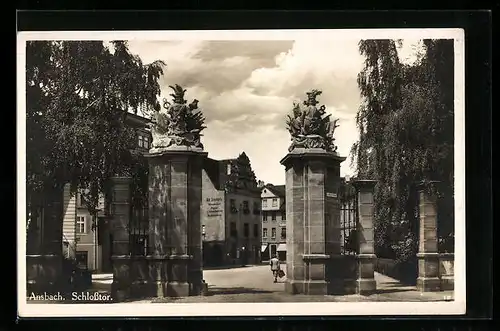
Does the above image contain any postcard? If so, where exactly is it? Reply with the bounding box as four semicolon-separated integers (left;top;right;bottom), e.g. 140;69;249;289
17;28;465;317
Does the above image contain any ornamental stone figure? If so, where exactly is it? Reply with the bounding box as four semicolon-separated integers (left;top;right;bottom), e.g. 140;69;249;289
149;84;206;152
285;89;339;153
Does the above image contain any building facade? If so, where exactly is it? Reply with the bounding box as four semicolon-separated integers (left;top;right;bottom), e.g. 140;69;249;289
61;112;151;272
260;184;287;262
202;152;262;266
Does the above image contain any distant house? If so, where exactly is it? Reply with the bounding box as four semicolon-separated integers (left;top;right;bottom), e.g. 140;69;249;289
260;184;286;262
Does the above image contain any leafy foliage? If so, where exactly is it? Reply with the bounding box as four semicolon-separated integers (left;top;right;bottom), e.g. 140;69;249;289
351;39;455;261
26;40;165;220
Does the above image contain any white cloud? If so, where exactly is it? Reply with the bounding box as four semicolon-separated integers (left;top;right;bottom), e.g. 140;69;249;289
127;38;423;185
232;39;364;181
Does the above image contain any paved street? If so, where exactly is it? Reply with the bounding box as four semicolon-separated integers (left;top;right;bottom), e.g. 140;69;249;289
90;264;454;303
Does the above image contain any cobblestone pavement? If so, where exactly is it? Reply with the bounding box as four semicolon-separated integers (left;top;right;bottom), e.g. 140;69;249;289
88;264;453;303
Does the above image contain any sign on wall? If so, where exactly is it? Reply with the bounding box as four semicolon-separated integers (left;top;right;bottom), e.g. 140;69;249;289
206;197;223;217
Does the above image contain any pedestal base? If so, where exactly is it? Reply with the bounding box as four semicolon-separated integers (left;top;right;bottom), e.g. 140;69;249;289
440;276;454;291
356;253;377;295
26;255;65;296
356;278;377;295
416;277;442;292
417;252;441;292
112;255;204;300
285;279;356;295
111;282;131;302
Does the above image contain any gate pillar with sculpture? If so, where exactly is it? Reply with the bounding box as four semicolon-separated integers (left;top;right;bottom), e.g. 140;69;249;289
281;89;356;295
110;84;208;300
145;148;207;297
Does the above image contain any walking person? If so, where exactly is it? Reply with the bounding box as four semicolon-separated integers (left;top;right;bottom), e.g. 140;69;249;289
270;254;281;283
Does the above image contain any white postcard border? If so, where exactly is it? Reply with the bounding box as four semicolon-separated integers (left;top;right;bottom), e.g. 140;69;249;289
17;28;466;317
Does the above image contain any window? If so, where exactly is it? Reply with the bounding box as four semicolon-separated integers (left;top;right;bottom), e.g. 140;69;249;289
262;212;267;222
230;199;237;214
281;211;286;221
271;227;276;238
138;134;150;149
253;224;258;238
263;228;268;238
281;227;286;240
262;199;267;208
243;201;250;214
272;198;278;207
227;163;232;175
230;222;237;237
76;216;86;234
253;201;260;215
244;223;249;237
271;212;276;221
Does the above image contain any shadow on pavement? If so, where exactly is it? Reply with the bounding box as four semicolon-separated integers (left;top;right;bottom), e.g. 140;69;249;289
203;265;253;271
372;288;414;295
207;286;273;295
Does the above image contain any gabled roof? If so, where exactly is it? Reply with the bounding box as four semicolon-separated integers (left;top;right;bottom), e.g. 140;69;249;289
263;184;285;198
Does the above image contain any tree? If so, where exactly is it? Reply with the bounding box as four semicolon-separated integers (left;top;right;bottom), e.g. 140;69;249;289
351;39;404;258
351;39;454;262
26;41;165;239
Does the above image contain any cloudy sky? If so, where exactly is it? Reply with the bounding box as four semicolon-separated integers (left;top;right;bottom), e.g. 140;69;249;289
127;39;420;185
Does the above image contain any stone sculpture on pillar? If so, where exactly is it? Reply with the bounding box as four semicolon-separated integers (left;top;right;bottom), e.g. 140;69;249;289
286;89;339;153
281;89;354;295
150;84;206;152
144;84;207;297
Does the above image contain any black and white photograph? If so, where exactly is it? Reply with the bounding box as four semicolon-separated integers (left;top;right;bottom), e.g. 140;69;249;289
17;29;465;317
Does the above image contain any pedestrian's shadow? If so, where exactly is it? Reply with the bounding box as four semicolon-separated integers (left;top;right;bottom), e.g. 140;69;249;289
207;287;273;296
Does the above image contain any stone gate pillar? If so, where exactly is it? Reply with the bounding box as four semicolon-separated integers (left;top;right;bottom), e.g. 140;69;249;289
281;148;351;295
109;176;132;301
352;179;377;295
416;181;441;292
26;185;64;295
146;148;207;297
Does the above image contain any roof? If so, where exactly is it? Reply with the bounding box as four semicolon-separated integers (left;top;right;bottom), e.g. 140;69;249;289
263;184;285;198
204;157;224;190
124;111;152;128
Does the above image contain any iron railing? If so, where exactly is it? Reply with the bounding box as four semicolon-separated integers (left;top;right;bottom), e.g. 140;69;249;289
339;181;359;255
129;206;149;256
